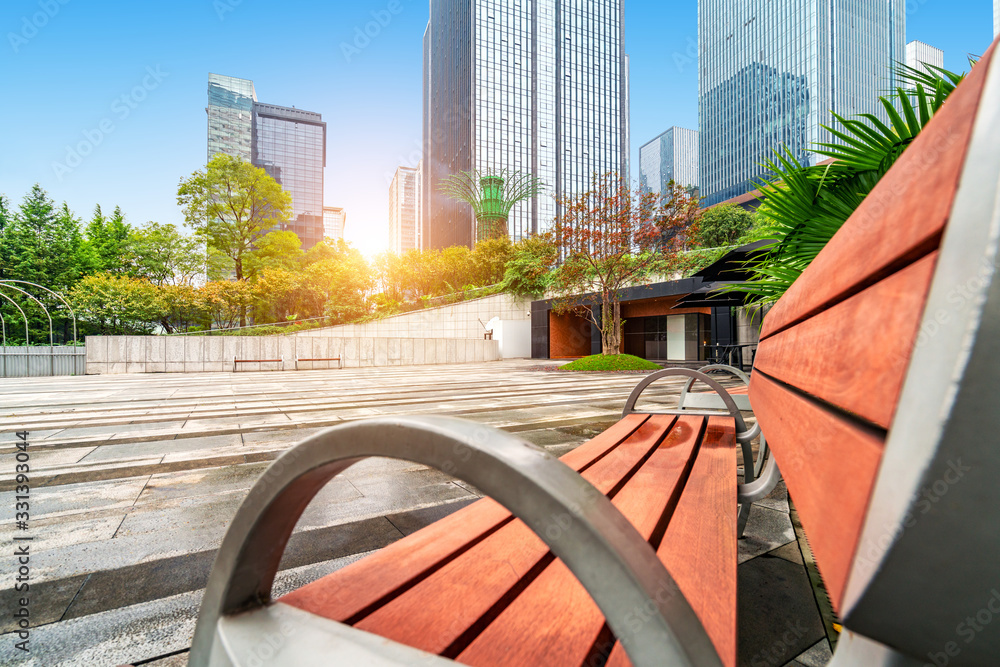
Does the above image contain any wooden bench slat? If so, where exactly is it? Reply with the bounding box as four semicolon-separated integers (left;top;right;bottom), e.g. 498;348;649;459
605;417;737;667
753;252;938;429
748;372;884;610
279;414;652;625
758;47;992;341
455;415;707;667
348;416;680;656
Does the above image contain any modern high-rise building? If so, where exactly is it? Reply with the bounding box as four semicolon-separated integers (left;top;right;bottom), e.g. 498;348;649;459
206;74;328;249
994;0;999;38
698;1;906;207
906;41;944;75
389;166;422;254
323;207;347;242
639;127;699;199
207;74;256;162
422;0;629;249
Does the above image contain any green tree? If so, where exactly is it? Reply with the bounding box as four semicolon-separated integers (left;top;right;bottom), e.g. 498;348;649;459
85;205;135;274
70;274;162;335
132;222;205;286
201;279;254;330
177;154;292;283
470;237;514;286
694;204;756;248
0;186;88;343
297;242;372;323
157;283;208;333
244;230;303;277
501;235;557;298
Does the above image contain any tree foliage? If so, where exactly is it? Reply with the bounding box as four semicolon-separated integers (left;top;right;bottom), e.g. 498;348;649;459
70;274;162;335
693;204;756;248
551;173;699;355
731;61;970;306
177;154;292;282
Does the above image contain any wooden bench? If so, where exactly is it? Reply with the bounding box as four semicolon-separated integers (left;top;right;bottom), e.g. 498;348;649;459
233;357;283;372
295;357;343;370
190;38;1000;667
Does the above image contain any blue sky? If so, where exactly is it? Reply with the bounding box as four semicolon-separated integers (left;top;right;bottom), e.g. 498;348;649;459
0;0;993;255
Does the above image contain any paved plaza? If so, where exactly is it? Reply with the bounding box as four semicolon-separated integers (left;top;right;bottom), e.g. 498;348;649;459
1;361;832;666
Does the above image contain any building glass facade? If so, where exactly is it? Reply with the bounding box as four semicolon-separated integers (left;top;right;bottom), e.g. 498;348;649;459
424;0;629;249
698;0;905;206
207;74;256;162
323;207;346;241
252;104;327;249
906;41;944;75
389;166;421;254
207;75;327;249
639;127;699;198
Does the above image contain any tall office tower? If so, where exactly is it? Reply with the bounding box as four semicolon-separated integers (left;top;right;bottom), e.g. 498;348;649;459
207;74;256;162
639;127;699;198
995;0;999;38
252;104;327;249
698;1;905;207
906;41;944;75
323;207;347;241
422;0;629;249
389;166;422;254
206;74;328;249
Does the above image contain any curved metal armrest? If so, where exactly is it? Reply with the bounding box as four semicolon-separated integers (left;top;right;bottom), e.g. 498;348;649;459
190;416;723;667
625;368;756;484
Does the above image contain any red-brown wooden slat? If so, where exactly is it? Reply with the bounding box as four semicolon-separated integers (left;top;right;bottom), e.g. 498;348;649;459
280;413;650;621
606;417;738;667
759;41;996;341
748;373;884;610
340;416;678;655
456;416;707;667
754;252;938;430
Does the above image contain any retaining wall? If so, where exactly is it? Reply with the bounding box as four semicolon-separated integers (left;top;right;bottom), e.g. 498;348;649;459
298;293;532;340
85;336;501;375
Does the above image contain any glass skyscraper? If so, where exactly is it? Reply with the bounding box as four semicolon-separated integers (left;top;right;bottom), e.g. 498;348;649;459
323;207;346;241
698;0;905;206
207;74;256;162
389;166;421;254
639;127;699;199
423;0;629;249
206;74;327;249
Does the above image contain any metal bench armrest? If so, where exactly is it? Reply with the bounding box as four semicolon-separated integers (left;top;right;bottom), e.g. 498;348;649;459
190;416;724;667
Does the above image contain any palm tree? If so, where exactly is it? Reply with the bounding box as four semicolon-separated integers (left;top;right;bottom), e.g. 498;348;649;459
731;62;970;306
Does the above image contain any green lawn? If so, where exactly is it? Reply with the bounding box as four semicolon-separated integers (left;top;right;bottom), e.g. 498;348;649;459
558;354;661;372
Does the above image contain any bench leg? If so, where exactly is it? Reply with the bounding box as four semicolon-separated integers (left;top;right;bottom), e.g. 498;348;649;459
190;416;724;667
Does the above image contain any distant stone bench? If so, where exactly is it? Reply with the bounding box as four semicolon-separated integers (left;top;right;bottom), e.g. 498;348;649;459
295;357;343;370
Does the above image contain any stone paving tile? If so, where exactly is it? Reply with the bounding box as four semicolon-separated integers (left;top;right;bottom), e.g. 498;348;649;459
0;476;148;519
738;554;827;667
739;504;796;565
789;639;834;666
